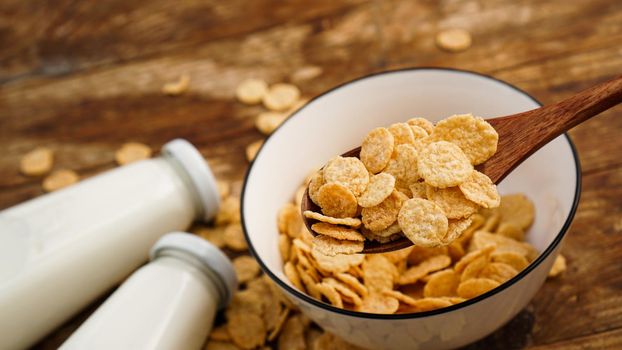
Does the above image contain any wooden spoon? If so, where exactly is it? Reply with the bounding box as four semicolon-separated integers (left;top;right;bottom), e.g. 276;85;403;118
302;75;622;254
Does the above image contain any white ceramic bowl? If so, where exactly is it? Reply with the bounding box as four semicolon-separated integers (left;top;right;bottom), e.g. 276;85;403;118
242;68;580;350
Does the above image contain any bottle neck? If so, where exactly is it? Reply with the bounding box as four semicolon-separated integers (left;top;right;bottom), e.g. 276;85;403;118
159;139;220;222
161;155;204;222
153;249;229;310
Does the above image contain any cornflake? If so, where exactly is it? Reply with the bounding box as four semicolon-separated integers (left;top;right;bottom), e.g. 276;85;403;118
278;315;306;350
20;147;54;176
399;254;452;285
479;262;518;283
430;114;498;165
323;156;369;196
423;269;460;297
233;255;260;283
499;194;535;230
311;249;364;274
216;180;230;199
362;190;408;232
418;141;473;188
444;217;472;244
492;251;529;271
364;222;401;239
246;140;263;162
316;282;344;308
457;278;500;298
388;123;416;150
383;144;420;189
548;254;567;278
194;226;226;248
216;196;241;226
208;325;230;341
162;74;190;96
435;29;472;52
406;117;434;134
42;169;79;192
255;111;288;135
426;186;479;219
363;254;397;293
360;127;394;173
323;277;363;306
459;170;501;208
227;312;265;349
115;142;152;165
223;223;248;251
356;294;399;313
311;223;365;241
263;83;301;111
236;78;268;105
410;297;453;312
308;170;326;205
303;211;361;228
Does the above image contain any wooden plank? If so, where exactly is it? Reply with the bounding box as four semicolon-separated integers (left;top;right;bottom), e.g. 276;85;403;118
377;0;622;74
0;0;367;82
527;165;622;345
528;328;622;350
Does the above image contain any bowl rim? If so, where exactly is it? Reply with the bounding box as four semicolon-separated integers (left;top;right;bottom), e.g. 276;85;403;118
240;67;582;320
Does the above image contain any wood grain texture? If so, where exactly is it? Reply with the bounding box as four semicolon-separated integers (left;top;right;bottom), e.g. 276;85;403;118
1;0;621;349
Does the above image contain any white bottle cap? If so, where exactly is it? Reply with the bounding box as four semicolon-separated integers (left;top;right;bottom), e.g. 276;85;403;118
150;232;237;309
161;139;220;222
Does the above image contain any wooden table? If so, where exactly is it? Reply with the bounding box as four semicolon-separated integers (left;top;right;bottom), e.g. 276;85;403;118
1;0;621;348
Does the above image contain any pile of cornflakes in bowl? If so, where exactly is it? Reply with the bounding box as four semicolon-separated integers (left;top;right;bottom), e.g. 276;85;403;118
278;114;546;313
281;175;539;313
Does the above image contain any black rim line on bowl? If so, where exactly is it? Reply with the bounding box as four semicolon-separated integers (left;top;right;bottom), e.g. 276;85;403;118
240;67;582;320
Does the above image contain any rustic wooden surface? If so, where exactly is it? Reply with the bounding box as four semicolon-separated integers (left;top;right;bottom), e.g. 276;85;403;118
1;0;621;349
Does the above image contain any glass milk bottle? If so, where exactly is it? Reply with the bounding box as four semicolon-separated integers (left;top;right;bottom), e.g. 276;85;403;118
61;233;237;350
0;139;221;350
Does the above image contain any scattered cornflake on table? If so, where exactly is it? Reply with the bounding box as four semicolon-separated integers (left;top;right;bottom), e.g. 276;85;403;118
193;226;226;248
548;254;567;278
290;65;323;83
224;223;248;251
216;196;241;226
20;147;54;176
115;142;152;165
263;83;301;111
233;255;261;283
216;180;231;199
42;169;79;192
435;28;472;52
246;140;264;162
162;74;190;96
277;314;306;350
255;111;289;135
236;78;269;105
208;325;230;341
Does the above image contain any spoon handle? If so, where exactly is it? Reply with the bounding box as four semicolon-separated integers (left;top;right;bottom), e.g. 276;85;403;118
482;75;622;183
